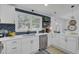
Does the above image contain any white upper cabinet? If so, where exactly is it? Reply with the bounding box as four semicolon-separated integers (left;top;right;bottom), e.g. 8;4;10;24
0;5;16;24
15;12;31;32
21;35;39;54
30;15;42;31
15;11;42;32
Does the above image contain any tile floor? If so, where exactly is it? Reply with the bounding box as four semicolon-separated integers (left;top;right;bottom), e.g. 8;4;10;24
35;45;66;54
46;45;66;54
35;50;49;54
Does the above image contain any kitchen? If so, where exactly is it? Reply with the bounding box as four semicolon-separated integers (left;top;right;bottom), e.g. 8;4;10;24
0;4;79;54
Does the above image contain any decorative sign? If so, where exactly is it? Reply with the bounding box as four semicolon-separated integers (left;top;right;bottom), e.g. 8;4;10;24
68;20;77;31
69;20;76;25
68;25;77;31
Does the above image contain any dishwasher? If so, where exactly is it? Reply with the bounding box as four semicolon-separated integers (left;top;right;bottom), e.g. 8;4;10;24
39;34;48;50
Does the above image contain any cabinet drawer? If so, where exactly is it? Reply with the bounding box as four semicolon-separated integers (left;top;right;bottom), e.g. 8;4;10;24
6;46;17;54
5;39;22;54
6;40;18;47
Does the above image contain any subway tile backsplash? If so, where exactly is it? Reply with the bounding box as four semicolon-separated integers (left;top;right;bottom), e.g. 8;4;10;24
0;23;36;35
0;23;15;32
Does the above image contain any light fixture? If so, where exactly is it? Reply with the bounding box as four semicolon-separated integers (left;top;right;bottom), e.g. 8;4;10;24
44;4;48;6
71;5;75;19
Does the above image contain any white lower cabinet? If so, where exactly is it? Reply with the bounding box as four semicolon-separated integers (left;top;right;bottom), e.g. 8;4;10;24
2;36;39;54
48;33;59;47
21;36;39;54
1;35;39;54
52;34;61;47
21;37;32;54
59;37;66;49
31;36;39;53
58;36;77;53
5;39;22;54
49;34;79;53
66;37;77;53
48;34;53;46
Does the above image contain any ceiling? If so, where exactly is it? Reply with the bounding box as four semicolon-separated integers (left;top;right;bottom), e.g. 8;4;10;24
13;4;79;19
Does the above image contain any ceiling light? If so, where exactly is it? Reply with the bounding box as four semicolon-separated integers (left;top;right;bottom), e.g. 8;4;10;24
44;4;48;6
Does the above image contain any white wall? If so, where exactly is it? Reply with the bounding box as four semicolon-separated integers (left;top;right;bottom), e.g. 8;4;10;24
58;10;79;35
51;17;66;35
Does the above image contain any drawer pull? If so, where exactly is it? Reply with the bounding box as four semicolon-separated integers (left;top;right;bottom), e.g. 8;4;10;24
12;41;17;43
12;47;16;49
65;39;68;42
31;40;33;44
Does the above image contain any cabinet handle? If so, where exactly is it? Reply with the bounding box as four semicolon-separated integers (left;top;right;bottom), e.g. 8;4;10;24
12;41;17;43
2;44;4;49
31;40;33;44
12;47;16;49
0;41;1;44
65;39;68;42
0;18;1;22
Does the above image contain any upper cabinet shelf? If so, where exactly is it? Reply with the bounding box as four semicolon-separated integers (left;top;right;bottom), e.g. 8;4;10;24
42;16;51;28
0;5;16;24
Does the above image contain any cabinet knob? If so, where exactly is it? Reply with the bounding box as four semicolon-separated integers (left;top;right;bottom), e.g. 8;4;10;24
0;18;1;22
65;39;68;42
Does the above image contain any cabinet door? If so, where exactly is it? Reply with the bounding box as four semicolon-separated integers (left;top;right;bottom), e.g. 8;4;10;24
31;15;42;31
0;5;1;23
5;40;18;54
52;34;60;46
31;36;39;52
48;33;53;46
15;12;31;32
21;38;32;54
16;39;22;54
0;5;16;24
66;37;77;52
0;41;7;54
59;37;67;49
5;39;22;54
